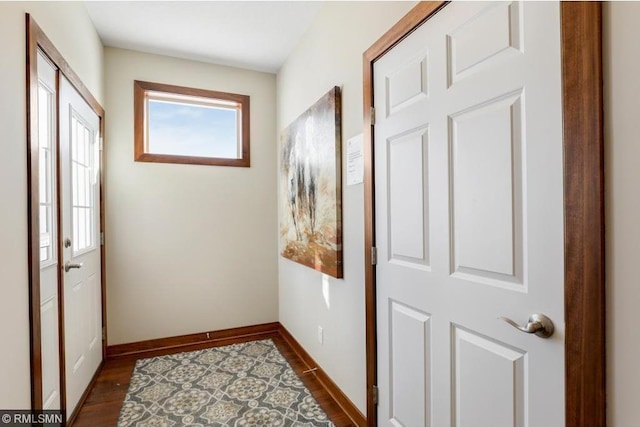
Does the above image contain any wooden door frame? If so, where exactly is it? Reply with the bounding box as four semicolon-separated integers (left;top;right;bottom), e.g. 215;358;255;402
362;2;605;426
26;14;107;416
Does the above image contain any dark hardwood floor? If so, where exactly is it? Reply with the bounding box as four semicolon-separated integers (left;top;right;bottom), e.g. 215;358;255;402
72;332;355;427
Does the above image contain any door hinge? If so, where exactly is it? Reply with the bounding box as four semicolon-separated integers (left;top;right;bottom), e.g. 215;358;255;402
371;247;378;265
100;232;104;246
372;385;379;405
370;106;376;125
99;136;104;151
102;327;106;340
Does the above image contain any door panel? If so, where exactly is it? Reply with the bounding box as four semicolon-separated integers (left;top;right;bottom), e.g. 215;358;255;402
449;91;524;286
40;296;59;409
388;128;429;267
60;75;102;417
387;56;428;115
447;2;522;85
374;2;564;426
452;326;525;427
389;301;431;427
37;51;61;411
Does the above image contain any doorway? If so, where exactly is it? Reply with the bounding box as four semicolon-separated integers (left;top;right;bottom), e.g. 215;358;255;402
363;2;605;426
26;15;106;423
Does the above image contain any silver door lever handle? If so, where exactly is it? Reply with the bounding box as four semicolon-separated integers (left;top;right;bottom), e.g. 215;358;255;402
64;262;83;273
499;313;554;338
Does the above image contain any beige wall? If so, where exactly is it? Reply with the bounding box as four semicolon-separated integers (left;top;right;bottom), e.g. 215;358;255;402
604;3;640;425
0;1;104;408
104;48;278;345
277;1;416;413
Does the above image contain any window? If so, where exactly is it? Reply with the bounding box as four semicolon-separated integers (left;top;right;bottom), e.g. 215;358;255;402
134;80;250;167
71;112;98;254
38;80;56;264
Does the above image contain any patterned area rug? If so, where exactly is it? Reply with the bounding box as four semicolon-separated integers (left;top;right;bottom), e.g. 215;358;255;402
117;339;334;427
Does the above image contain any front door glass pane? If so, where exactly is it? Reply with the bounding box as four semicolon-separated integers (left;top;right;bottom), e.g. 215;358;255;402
38;84;55;264
71;114;96;254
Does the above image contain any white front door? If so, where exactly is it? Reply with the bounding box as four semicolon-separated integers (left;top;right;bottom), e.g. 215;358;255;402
374;2;564;426
59;75;103;417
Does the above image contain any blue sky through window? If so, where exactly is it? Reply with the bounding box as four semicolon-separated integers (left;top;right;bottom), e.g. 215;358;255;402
148;99;239;158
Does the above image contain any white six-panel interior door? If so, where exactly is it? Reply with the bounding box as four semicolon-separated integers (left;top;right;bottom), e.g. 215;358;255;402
374;2;565;426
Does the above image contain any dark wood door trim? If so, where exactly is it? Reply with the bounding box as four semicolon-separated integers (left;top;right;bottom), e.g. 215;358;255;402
561;3;606;426
26;13;43;411
26;14;106;411
362;2;605;426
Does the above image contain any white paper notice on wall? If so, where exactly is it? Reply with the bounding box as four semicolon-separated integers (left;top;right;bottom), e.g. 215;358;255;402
346;133;364;186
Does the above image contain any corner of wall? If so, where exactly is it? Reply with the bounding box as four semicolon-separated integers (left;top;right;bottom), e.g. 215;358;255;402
103;48;279;345
275;1;417;414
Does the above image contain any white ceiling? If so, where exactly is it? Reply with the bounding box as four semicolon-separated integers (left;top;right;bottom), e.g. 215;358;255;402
85;1;324;73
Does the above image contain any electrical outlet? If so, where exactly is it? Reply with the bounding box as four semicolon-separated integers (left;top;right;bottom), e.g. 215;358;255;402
317;326;324;345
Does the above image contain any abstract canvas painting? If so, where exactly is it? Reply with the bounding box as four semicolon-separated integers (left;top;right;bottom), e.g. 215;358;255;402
280;87;343;278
